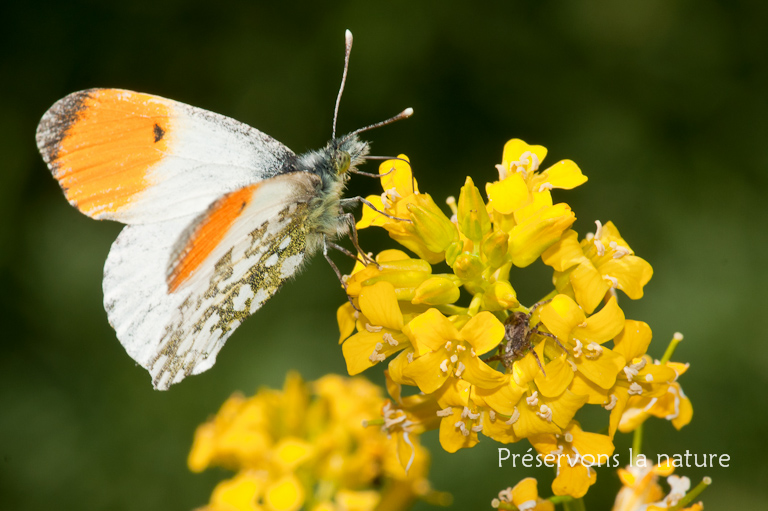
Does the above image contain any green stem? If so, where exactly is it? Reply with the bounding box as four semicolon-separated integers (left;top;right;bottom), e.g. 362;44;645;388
668;477;711;511
632;422;643;462
660;333;682;364
562;497;586;511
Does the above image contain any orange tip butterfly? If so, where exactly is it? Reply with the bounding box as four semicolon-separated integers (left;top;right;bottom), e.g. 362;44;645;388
35;30;412;390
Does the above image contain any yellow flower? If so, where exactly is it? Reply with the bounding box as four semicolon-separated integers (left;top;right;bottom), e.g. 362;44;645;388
190;372;443;511
485;139;584;267
380;371;442;472
612;461;708;511
542;222;653;313
538;294;627;390
357;156;457;263
491;477;554;511
487;139;587;215
341;281;410;375
529;421;615;498
568;324;687;437
391;308;506;393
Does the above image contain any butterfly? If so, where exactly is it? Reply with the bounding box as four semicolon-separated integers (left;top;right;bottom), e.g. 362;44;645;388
35;31;411;390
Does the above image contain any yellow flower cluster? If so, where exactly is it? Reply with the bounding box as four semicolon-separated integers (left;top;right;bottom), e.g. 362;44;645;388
338;139;693;499
188;372;448;511
492;462;708;511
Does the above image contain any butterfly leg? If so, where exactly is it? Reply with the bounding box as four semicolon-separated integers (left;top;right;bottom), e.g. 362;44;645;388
322;235;359;310
341;212;379;267
340;196;411;223
327;240;371;266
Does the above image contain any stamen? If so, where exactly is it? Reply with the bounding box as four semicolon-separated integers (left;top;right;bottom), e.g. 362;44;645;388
594;220;603;239
537;404;553;423
471;423;483;432
495;163;508;181
628;382;643;395
530;152;540;171
586;342;603;359
603;274;619;288
505;407;520;425
604;394;619;410
537;182;553;193
455;361;466;377
573;339;583;358
445;196;457;215
645;373;654;382
439;359;450;373
526;391;539;407
436;407;453;417
380;191;392;209
444;341;452;351
365;323;383;332
382;332;398;346
594;238;606;257
498;487;513;502
564;432;574;443
489;410;496;422
455;344;466;352
406;351;414;363
450;354;458;364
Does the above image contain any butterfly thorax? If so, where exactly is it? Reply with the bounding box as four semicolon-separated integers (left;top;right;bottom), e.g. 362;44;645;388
296;134;369;251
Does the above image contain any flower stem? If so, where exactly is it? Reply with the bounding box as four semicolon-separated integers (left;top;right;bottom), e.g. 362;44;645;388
632;422;643;462
668;477;711;511
660;333;682;364
562;497;586;511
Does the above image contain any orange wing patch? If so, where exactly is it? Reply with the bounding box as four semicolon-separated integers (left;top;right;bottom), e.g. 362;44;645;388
37;89;171;218
167;184;260;293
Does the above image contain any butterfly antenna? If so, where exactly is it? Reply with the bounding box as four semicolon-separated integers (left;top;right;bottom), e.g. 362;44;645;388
340;107;414;145
333;30;354;140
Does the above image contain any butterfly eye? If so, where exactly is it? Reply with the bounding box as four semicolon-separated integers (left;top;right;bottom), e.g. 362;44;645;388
336;151;351;175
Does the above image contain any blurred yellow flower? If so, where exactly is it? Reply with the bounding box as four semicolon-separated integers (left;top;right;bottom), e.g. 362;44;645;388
529;421;615;498
491;477;554;511
190;372;446;511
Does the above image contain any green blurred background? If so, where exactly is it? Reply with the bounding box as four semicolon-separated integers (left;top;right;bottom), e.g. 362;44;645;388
2;0;767;509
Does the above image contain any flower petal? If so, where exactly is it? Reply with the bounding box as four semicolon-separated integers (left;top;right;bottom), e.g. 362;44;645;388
573;346;626;390
459;355;506;388
542;229;585;272
486;173;529;214
572;296;625;344
402;350;451;394
459;311;505;355
406;308;460;355
613;320;653;361
569;261;611;314
539;294;586;342
534;356;574;397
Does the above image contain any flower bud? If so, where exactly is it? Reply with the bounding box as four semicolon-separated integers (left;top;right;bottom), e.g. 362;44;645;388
452;253;484;281
412;276;461;305
458;176;491;242
445;240;464;266
482;229;509;268
481;281;519;311
407;194;459;253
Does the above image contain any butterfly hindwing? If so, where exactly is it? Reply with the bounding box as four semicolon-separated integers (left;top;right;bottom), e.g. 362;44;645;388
103;172;321;389
36;88;297;224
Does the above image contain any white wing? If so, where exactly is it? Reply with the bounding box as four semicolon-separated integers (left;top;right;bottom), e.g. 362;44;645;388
103;172;321;389
36;88;297;224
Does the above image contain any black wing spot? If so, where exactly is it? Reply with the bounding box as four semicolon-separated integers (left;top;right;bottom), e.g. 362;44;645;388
153;123;165;143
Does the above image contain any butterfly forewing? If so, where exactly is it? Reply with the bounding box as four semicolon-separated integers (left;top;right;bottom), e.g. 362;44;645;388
103;173;320;389
36;88;297;224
